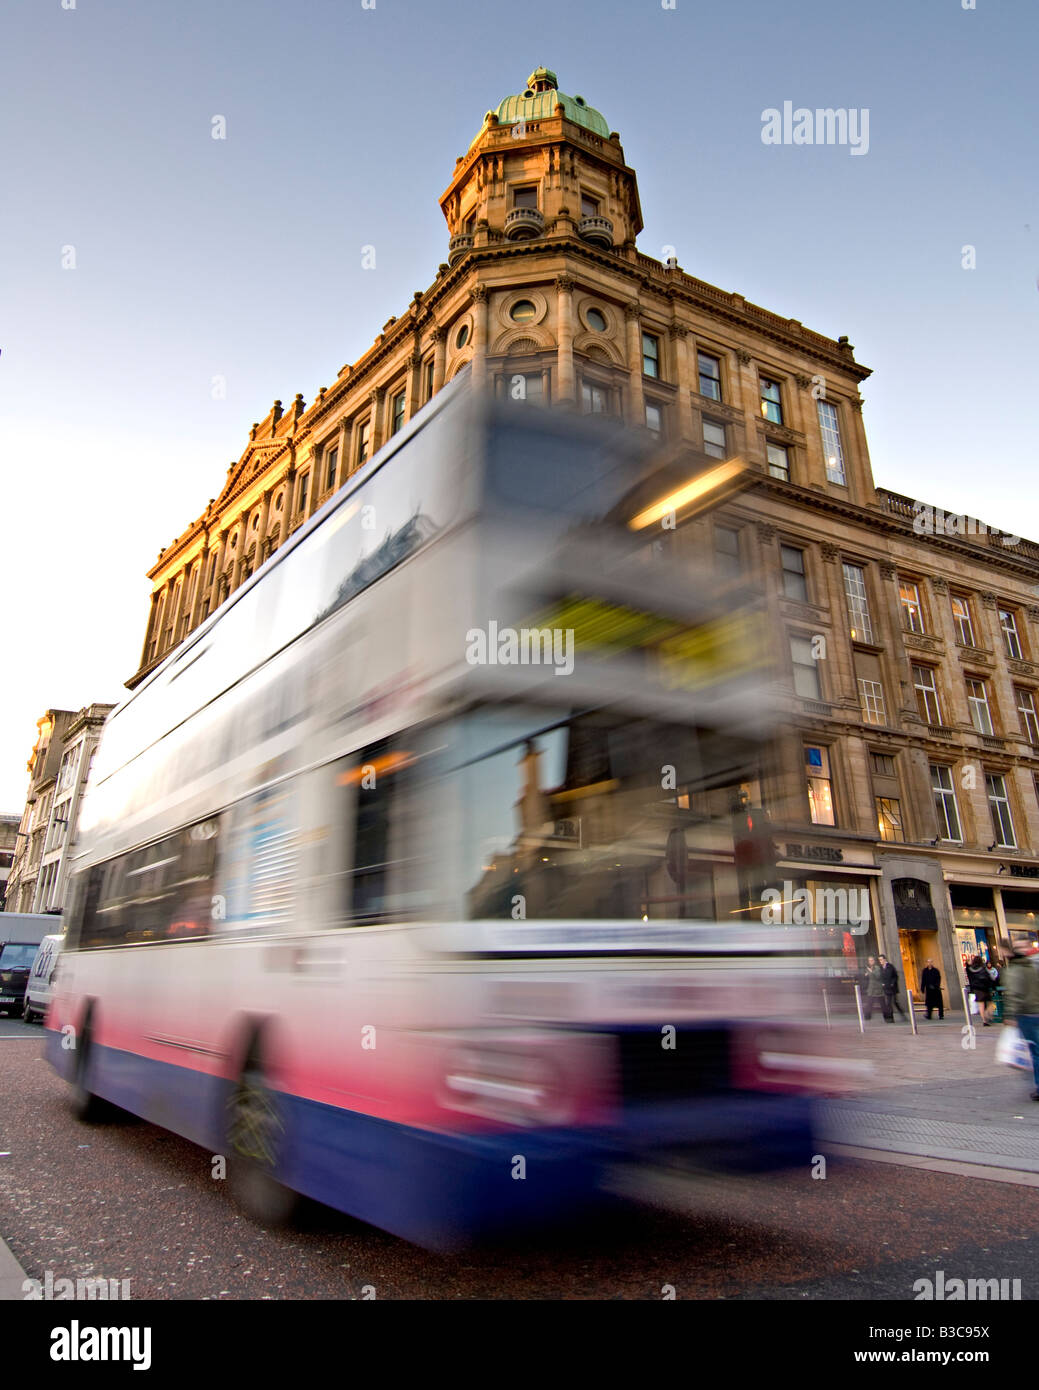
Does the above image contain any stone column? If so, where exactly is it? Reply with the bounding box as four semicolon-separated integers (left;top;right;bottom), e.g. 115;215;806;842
670;324;694;441
209;528;230;613
624;302;645;426
431;327;447;394
336;421;350;487
471;286;489;390
256;490;273;562
818;542;859;711
369;388;386;457
407;352;423;421
555;276;576;406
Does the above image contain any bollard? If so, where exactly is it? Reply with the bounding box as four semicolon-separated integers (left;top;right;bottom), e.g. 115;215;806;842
853;983;865;1034
961;986;976;1049
906;988;918;1036
822;987;831;1030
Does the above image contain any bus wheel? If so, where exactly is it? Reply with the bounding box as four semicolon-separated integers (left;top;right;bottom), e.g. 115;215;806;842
225;1063;299;1227
22;1001;34;1024
71;1022;110;1122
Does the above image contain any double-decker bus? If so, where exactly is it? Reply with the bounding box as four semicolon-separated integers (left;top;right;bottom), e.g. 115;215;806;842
48;380;839;1249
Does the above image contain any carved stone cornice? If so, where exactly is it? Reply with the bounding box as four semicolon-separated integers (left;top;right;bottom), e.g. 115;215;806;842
879;562;897;581
369;387;385;405
980;592;998;611
668;324;688;341
757;421;806;448
756;522;776;544
1028;606;1039;624
472;285;489;303
431;325;447;343
555;275;576;294
930;577;948;594
794;374;811;390
820;543;839;564
851;398;864;412
624;301;641;320
736;350;752;366
1007;658;1038;678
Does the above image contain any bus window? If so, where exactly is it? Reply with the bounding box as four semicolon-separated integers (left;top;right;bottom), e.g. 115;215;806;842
336;740;430;925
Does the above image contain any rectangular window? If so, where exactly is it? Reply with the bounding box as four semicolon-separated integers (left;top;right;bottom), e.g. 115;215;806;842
790;634;821;700
424;359;435;402
715;525;741;580
966;678;994;736
999;608;1022;659
512;185;538;208
297;472;309;515
697;352;722;400
912;664;942;725
1016;687;1039;746
581;381;607;414
842;562;875;643
817;400;846;484
900;579;925;633
357;419;370;466
766;442;789;480
986;773;1016;847
642;333;660;378
391;390;406;436
645;402;663;436
805;744;835;825
760;377;783;425
780;545;807;601
859;678;887;726
517;373;545;405
870;752;896;778
325;446;339;494
931;764;962;841
876;797;904;842
580;192;599;217
951;594;975;646
702;418;727;459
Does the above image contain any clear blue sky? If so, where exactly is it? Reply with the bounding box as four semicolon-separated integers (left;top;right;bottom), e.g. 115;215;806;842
1;0;1036;810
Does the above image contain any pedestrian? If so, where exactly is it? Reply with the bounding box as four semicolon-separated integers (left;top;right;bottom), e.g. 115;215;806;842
920;959;944;1020
878;954;906;1018
966;954;994;1026
862;954;891;1022
1002;945;1039;1102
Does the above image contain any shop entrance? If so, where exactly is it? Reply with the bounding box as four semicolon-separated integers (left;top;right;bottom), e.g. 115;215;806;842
898;928;941;1008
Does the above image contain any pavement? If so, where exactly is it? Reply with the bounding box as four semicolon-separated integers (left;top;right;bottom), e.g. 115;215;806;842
815;1009;1039;1180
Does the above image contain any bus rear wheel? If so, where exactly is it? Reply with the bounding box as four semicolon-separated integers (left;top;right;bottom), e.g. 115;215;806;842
226;1064;300;1227
70;1022;111;1122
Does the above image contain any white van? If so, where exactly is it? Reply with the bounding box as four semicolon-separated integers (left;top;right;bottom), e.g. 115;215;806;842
23;934;63;1023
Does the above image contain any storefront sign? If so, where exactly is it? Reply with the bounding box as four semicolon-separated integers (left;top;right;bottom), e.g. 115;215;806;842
784;843;844;863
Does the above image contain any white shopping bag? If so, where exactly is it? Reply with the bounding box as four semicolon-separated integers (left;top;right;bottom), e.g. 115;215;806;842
968;993;980;1015
995;1024;1033;1071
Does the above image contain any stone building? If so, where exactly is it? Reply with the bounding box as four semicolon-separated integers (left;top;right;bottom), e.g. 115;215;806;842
3;704;115;915
127;66;1039;1004
0;814;20;911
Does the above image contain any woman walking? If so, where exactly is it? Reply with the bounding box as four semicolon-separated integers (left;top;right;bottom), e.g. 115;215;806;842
966;954;994;1026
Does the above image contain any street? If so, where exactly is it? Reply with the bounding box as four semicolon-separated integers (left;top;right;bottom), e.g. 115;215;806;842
3;1016;1037;1300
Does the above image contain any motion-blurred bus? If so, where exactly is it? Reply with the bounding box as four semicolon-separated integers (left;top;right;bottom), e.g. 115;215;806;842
48;380;838;1248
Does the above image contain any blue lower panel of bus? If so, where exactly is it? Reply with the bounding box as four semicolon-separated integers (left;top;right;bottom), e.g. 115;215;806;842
47;1029;814;1249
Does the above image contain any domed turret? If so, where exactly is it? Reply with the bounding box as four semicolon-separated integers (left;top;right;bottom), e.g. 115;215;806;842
441;67;642;258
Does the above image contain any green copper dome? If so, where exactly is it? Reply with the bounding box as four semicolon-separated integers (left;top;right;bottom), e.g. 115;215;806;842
470;68;610;149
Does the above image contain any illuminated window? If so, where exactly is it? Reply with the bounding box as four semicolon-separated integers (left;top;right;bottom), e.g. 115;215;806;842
510;300;536;323
951;594;975;646
805;745;835;826
876;797;904;842
900;579;925;633
817;400;846;484
843;563;874;643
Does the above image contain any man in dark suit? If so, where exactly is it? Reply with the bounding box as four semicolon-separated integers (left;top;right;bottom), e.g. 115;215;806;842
920;959;944;1019
879;955;906;1018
